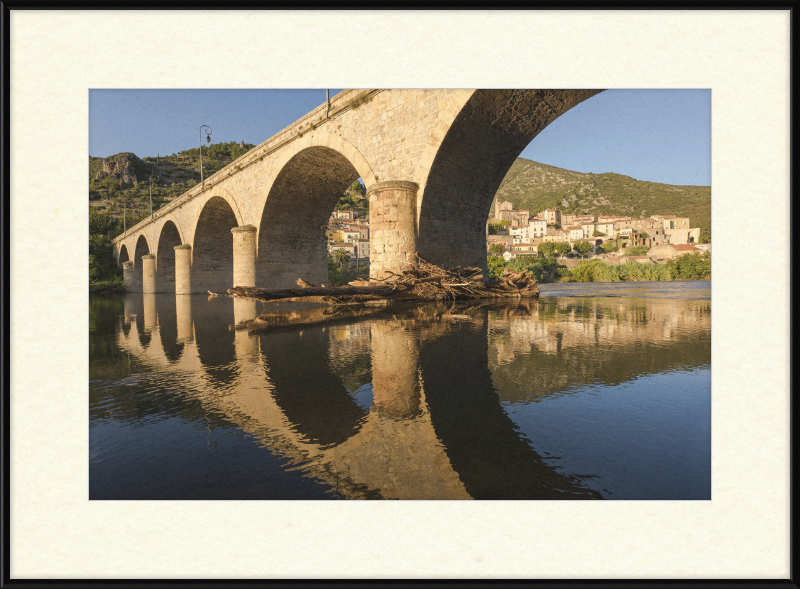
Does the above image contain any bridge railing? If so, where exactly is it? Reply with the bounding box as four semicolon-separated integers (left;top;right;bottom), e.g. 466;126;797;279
112;89;382;244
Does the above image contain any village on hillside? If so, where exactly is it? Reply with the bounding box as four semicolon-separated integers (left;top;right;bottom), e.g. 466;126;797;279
324;195;710;271
485;200;710;267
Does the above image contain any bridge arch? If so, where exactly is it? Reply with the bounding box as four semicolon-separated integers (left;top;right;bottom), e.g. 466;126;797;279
155;218;184;293
256;134;373;288
191;196;240;293
132;234;151;287
415;89;602;273
117;243;130;268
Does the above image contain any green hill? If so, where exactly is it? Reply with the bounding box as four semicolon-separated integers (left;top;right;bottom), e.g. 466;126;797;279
491;158;711;238
89;142;256;224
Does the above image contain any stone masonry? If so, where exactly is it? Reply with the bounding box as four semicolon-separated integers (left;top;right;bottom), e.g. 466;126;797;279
112;89;602;292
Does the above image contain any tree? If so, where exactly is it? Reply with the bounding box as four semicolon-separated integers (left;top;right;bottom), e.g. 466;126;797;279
592;230;606;237
349;180;365;196
488;221;510;235
623;245;650;256
89;209;115;236
639;231;650;239
548;222;562;230
538;241;556;258
332;248;351;268
602;239;620;254
572;241;594;258
554;242;572;258
489;243;506;254
487;255;507;281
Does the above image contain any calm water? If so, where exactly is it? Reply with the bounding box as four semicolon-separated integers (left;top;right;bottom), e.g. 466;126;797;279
90;281;711;500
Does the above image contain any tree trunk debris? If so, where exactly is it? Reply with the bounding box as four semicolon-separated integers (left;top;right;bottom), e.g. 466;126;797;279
226;256;538;306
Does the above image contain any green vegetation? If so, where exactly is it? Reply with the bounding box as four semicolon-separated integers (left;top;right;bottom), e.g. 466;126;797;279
623;245;650;256
488;243;506;254
491;157;711;239
572;241;594;257
488;220;510;235
89;142;256;228
491;251;710;285
538;242;556;258
554;242;571;258
327;253;369;286
666;251;711;280
601;239;621;254
89;210;124;294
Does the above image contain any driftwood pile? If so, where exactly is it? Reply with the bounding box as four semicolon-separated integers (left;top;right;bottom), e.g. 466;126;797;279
226;257;538;306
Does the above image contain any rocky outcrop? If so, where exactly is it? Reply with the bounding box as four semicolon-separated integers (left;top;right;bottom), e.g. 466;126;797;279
95;152;139;185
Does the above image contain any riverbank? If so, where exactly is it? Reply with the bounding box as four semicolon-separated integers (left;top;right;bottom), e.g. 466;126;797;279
490;251;711;284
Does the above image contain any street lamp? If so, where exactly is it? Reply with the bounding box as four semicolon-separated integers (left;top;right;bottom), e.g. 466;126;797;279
199;125;212;189
149;172;159;218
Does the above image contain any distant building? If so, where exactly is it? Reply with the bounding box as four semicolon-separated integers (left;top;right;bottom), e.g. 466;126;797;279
647;243;699;261
542;208;562;226
494;200;514;218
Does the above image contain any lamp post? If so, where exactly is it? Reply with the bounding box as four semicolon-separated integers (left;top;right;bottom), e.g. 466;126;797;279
149;172;159;218
199;125;212;189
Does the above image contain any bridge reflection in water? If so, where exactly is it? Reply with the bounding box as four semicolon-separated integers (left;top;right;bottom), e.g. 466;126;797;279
92;292;710;500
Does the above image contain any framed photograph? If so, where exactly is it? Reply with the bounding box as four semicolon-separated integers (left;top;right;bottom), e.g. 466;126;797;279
6;8;790;583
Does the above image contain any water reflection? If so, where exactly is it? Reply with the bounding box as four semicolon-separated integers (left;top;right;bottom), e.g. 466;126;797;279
92;287;710;500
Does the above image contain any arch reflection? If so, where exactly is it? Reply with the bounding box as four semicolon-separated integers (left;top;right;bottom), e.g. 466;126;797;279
109;294;710;500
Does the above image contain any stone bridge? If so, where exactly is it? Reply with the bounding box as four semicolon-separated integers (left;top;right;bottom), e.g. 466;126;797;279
111;88;602;293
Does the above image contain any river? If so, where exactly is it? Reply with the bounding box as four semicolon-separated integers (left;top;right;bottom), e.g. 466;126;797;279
89;280;711;500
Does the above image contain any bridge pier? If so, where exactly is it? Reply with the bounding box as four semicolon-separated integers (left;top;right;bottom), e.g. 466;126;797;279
233;298;258;356
122;261;137;292
231;225;257;288
368;181;418;281
143;293;157;332
141;255;157;294
370;320;422;419
174;244;192;295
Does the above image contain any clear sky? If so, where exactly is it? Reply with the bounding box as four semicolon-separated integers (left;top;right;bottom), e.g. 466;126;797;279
89;89;710;187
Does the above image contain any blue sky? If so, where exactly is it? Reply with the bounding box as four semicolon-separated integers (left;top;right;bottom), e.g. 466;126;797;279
89;89;710;186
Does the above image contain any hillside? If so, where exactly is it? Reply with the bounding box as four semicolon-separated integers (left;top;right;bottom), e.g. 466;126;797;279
491;158;711;238
89;142;257;225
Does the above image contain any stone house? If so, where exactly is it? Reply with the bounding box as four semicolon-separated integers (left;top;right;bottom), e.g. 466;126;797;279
487;235;512;249
333;229;360;244
494;200;514;218
529;218;547;239
499;209;530;226
647;243;699;261
566;226;584;241
356;238;370;260
335;210;359;220
594;221;617;238
510;225;533;244
511;242;538;255
626;256;654;264
541;208;562;226
562;213;594;227
664;227;701;245
598;215;629;224
328;242;357;257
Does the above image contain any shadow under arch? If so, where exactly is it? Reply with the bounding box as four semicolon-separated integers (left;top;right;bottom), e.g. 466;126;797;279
133;234;151;288
417;309;602;499
154;295;183;363
155;220;183;293
258;325;368;449
193;296;239;385
416;89;602;274
256;146;361;288
118;244;130;268
192;196;239;293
